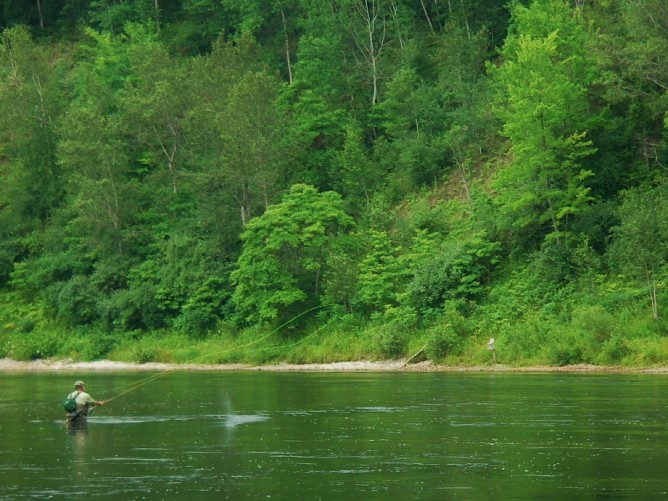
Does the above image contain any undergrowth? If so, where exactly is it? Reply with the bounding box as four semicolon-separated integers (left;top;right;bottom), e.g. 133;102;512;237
0;305;666;367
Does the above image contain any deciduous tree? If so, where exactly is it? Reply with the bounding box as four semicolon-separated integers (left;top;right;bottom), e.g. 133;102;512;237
490;0;597;249
231;184;354;325
609;181;668;320
0;27;65;284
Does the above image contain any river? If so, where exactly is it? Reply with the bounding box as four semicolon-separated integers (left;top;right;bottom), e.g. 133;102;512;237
1;371;666;499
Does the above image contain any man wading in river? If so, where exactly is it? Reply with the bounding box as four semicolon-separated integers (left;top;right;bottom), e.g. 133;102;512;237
65;380;104;430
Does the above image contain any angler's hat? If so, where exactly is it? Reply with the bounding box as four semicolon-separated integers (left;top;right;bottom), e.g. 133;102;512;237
74;380;86;388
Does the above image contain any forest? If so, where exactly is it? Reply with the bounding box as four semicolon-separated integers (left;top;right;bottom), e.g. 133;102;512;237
0;0;667;367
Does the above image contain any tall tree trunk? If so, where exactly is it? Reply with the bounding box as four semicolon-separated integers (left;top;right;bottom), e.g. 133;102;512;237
36;0;44;30
389;1;405;50
154;0;161;32
153;124;179;194
420;0;434;31
459;0;470;39
344;0;388;106
237;180;251;226
647;268;659;320
103;162;123;254
281;10;293;85
359;0;386;105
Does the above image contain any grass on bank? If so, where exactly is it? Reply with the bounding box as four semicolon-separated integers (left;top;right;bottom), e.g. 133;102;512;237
1;304;667;368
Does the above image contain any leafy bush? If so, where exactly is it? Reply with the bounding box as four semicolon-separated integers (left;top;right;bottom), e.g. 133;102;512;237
546;334;587;366
56;275;99;325
372;326;406;358
77;331;119;360
424;326;461;360
423;303;472;361
17;318;36;333
102;285;165;331
501;314;558;364
10;330;61;361
368;323;407;358
570;305;617;344
0;336;9;358
173;307;217;337
405;230;500;319
599;334;630;363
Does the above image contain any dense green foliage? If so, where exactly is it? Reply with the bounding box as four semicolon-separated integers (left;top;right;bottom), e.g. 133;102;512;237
1;0;667;366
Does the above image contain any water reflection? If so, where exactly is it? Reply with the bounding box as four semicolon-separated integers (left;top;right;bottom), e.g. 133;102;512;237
87;413;270;427
66;415;88;432
1;372;667;499
68;426;88;456
223;413;269;428
67;424;93;485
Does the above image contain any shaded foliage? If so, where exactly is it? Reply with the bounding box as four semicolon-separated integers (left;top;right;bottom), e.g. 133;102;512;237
0;0;666;364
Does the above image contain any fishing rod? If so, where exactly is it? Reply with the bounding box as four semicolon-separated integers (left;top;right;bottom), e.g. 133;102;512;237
99;304;331;406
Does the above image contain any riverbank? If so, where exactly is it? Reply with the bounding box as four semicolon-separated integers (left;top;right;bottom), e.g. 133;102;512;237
1;358;667;373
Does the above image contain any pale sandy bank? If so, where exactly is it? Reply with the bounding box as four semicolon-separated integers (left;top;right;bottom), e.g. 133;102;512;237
0;358;666;373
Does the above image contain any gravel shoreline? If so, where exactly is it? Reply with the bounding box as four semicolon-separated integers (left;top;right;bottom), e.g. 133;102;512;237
1;358;666;373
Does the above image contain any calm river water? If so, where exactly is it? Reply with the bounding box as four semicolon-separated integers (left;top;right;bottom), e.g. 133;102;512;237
1;371;666;500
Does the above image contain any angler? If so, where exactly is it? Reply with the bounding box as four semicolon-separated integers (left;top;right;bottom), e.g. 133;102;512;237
64;380;105;430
